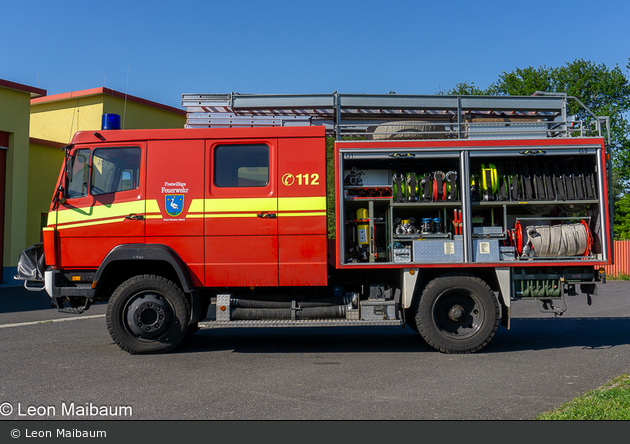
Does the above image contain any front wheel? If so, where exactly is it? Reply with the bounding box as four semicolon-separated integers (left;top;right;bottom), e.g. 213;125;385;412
414;274;499;354
106;275;190;354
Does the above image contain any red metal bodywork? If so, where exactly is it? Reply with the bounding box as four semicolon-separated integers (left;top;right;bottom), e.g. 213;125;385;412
48;126;327;288
45;126;611;291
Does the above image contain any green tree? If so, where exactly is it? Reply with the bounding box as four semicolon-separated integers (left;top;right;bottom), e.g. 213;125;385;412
439;59;630;181
440;59;630;237
501;61;630;182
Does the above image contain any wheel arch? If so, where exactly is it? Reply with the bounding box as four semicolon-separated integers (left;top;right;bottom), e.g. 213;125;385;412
94;244;207;326
95;244;197;299
405;267;510;330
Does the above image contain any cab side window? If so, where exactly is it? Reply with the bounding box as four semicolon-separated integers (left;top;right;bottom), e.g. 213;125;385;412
91;147;141;196
67;149;90;199
214;144;269;187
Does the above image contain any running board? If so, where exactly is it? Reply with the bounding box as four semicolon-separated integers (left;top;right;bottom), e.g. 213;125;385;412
199;319;404;329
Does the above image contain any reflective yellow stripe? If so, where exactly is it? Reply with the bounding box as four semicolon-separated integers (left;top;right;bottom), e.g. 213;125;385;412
279;212;327;217
47;211;56;226
278;196;326;211
204;213;260;218
56;200;147;225
50;196;325;228
146;200;160;213
188;199;203;213
188;196;325;214
57;218;130;230
205;198;277;212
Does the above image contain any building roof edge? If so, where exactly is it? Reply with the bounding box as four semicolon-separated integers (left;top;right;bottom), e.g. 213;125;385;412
29;137;67;148
31;87;186;115
0;79;46;98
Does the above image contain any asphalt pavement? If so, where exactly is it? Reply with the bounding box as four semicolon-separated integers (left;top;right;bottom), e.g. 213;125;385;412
0;280;629;421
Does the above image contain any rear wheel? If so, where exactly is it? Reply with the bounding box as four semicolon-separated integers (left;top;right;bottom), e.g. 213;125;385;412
106;275;189;354
414;274;499;354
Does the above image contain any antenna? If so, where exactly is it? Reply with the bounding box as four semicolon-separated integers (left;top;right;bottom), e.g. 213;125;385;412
123;68;129;130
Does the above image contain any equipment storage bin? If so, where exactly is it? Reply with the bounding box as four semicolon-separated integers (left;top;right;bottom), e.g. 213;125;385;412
473;226;504;238
393;246;412;263
361;300;397;320
413;238;464;263
499;246;516;261
472;239;500;262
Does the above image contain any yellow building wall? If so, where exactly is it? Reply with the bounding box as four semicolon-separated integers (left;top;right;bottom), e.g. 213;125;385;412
101;95;186;130
30;92;186;144
0;88;32;271
30;96;104;144
26;143;64;247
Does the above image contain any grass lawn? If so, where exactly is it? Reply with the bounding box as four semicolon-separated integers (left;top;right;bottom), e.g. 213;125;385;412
536;374;630;420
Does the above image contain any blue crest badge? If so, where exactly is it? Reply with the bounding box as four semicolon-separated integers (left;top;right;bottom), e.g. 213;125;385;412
165;195;184;217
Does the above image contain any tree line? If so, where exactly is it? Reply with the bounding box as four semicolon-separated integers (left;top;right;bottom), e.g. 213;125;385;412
438;59;630;238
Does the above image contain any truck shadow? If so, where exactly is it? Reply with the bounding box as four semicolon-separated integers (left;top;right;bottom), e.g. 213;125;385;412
0;286;55;313
175;317;630;355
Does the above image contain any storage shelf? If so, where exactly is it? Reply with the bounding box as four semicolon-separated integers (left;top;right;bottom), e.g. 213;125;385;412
391;201;461;208
472;199;598;206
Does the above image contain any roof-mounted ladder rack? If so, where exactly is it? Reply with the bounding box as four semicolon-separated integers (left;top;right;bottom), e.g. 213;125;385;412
182;92;607;141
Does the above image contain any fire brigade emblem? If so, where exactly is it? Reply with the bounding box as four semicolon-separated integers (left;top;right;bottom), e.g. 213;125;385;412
165;195;184;217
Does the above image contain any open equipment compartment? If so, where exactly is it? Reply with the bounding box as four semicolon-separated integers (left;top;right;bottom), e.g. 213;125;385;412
469;145;605;263
338;144;464;265
336;139;608;267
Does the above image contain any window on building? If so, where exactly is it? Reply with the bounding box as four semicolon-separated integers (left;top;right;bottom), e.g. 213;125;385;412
214;144;269;188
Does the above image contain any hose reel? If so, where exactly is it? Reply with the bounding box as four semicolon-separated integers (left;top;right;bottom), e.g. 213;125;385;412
515;219;592;258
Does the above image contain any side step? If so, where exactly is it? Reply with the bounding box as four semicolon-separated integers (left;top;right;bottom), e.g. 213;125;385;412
198;291;404;328
199;319;404;329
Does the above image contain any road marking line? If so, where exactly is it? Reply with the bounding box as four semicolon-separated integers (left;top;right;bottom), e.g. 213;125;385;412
0;314;105;329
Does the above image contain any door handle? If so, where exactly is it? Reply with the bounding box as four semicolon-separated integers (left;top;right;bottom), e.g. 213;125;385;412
257;212;277;219
125;214;145;221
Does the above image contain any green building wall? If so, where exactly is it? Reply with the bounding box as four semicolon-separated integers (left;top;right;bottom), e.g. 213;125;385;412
0;81;46;283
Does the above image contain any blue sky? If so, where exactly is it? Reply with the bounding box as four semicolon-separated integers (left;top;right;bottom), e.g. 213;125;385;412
2;0;628;108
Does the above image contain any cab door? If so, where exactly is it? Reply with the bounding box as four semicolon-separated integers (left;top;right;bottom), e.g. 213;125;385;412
204;140;278;287
145;139;205;286
55;144;146;269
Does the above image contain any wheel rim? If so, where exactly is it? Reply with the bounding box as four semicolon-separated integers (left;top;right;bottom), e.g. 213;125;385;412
431;289;485;340
124;291;174;340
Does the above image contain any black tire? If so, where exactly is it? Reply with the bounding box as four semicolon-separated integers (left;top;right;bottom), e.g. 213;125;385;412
106;275;190;354
414;274;499;354
185;323;200;337
404;308;419;333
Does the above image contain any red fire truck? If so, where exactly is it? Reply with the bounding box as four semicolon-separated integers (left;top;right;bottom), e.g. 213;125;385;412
16;92;612;354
